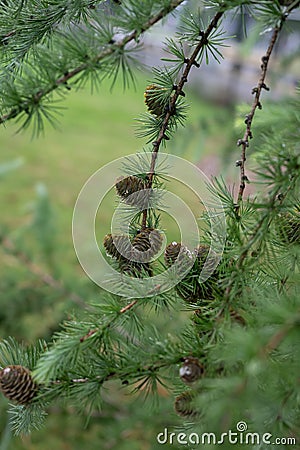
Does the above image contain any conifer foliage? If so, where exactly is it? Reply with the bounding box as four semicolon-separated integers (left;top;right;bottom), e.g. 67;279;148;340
0;0;299;446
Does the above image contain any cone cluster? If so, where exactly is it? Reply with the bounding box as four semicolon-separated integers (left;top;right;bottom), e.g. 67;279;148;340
0;365;37;405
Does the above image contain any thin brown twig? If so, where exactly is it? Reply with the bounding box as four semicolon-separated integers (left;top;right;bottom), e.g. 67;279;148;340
222;5;298;304
49;355;183;388
80;299;138;342
0;0;185;125
225;146;297;300
119;299;138;313
80;272;166;342
221;188;280;306
220;181;297;312
141;10;224;229
262;314;300;356
236;11;291;204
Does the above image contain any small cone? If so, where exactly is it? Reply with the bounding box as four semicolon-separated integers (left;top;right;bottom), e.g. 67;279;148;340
166;243;220;303
118;258;152;278
115;175;152;209
144;84;168;117
174;391;199;418
103;234;131;260
104;233;153;277
0;365;38;405
179;357;204;385
277;211;300;244
132;228;162;262
164;242;182;266
115;176;145;198
194;244;209;261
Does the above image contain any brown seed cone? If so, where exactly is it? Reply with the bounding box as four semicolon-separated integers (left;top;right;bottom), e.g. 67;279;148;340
144;84;168;116
194;244;218;275
115;175;152;209
0;365;38;405
277;211;300;244
179;357;205;385
229;307;246;326
170;243;220;303
118;257;152;278
103;234;131;260
115;175;148;207
104;233;153;276
175;279;199;303
164;242;184;266
132;228;162;262
194;244;209;261
115;175;145;197
165;242;199;301
174;391;199;418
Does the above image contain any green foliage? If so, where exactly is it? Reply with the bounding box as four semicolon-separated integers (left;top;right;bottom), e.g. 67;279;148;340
0;0;299;448
8;403;48;436
178;9;231;64
0;0;185;135
0;77;223;450
0;338;47;371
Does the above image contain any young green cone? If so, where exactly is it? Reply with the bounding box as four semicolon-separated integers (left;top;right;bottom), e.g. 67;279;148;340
144;84;168;117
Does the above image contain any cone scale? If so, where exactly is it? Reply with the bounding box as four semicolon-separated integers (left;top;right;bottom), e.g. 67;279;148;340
0;365;37;405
